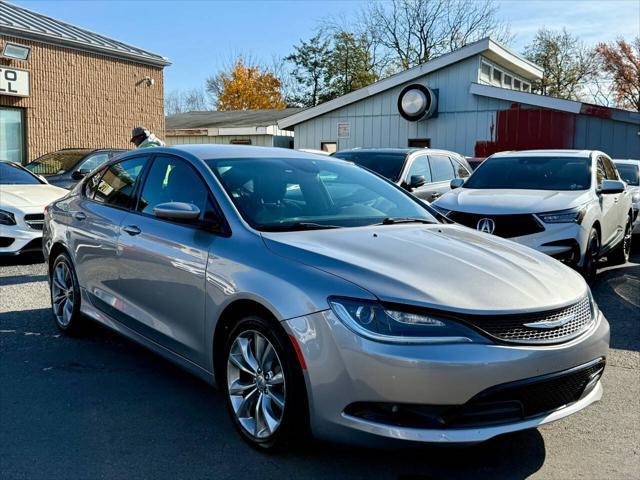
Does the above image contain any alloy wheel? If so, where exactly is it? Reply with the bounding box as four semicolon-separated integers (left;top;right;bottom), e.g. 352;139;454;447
226;330;286;439
622;220;632;258
51;261;75;327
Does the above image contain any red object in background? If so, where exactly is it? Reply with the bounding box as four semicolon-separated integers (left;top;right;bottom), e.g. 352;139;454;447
475;104;576;157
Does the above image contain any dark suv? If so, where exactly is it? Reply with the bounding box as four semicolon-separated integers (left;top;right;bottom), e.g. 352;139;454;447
26;148;125;189
333;148;472;203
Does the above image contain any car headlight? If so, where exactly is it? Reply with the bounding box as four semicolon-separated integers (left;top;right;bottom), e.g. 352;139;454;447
0;209;16;226
328;297;488;344
430;204;451;217
537;205;587;224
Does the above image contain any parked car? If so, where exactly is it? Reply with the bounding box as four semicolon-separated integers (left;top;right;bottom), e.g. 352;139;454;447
614;159;640;234
26;148;125;189
0;161;67;256
432;150;633;283
333;148;472;203
44;145;609;450
297;148;331;156
466;156;486;170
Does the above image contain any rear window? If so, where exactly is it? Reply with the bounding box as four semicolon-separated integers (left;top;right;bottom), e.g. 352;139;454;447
26;150;89;175
333;151;407;182
464;156;591;191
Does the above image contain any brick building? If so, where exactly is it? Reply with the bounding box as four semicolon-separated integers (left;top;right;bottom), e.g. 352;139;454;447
0;1;170;163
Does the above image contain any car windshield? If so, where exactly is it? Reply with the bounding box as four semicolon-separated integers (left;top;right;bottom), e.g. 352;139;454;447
333;151;407;182
0;162;42;185
464;156;591;190
615;163;639;186
207;157;437;231
25;150;89;175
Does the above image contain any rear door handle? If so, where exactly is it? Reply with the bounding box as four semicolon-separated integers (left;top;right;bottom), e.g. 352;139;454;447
123;225;141;236
73;212;86;221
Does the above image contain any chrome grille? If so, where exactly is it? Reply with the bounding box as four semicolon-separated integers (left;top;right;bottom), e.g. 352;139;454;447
24;213;44;231
462;296;593;344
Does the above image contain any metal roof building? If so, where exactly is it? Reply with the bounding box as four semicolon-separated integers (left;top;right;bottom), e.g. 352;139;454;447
0;1;169;162
166;108;301;148
279;38;640;158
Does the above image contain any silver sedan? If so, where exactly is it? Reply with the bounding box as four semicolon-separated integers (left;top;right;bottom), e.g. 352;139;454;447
43;145;609;450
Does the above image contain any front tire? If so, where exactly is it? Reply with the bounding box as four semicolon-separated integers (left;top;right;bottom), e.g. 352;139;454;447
581;229;600;285
222;315;308;451
608;216;633;265
50;252;83;333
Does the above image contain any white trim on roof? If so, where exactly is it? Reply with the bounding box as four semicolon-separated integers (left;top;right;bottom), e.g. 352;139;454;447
278;37;543;129
470;82;582;114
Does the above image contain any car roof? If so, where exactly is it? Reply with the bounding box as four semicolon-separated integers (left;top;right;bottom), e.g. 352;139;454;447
613;159;640;165
335;148;463;157
489;149;598;158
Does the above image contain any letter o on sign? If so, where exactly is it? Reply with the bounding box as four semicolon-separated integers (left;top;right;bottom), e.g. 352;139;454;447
397;84;437;121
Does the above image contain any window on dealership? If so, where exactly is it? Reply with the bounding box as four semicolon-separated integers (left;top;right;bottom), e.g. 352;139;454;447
0;107;25;163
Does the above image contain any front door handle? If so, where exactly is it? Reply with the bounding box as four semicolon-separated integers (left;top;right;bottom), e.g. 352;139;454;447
73;212;86;221
123;225;141;236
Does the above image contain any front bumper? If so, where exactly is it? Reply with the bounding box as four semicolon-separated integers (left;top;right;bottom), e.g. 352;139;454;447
508;222;589;267
0;223;43;256
285;308;609;445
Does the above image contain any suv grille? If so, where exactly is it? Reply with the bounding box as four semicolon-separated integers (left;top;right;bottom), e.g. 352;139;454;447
24;213;44;230
461;296;593;344
446;211;544;238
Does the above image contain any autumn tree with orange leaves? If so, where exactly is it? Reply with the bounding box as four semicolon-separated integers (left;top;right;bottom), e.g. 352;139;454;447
207;57;286;111
596;38;640;112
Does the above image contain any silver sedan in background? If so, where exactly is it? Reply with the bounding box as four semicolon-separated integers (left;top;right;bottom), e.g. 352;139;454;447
44;145;609;450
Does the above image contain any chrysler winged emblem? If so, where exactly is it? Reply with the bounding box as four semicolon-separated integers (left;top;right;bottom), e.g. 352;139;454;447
476;218;496;234
523;314;575;329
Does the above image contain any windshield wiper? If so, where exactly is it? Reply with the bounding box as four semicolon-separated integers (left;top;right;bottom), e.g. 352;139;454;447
260;222;343;232
376;217;436;226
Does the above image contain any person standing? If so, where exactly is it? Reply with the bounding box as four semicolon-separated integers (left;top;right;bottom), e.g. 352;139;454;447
130;127;165;148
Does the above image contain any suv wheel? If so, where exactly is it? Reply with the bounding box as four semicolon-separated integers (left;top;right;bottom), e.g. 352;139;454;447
608;216;633;265
222;315;307;451
50;252;83;333
581;229;600;285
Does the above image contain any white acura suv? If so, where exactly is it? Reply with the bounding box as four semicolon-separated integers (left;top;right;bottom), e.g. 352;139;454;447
432;150;633;283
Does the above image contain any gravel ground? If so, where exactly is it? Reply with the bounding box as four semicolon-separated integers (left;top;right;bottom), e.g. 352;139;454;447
0;249;638;480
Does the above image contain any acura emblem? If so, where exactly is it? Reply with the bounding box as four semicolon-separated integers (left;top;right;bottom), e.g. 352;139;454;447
476;218;496;234
523;314;575;329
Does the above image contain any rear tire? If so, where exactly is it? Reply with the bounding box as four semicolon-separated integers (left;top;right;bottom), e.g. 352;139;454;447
222;315;308;452
581;229;600;285
50;252;83;333
608;216;633;266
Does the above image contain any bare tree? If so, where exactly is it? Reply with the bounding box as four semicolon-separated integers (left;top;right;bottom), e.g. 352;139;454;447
164;87;211;115
362;0;511;70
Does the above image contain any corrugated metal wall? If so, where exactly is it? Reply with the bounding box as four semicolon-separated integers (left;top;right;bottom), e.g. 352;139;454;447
293;54;640;158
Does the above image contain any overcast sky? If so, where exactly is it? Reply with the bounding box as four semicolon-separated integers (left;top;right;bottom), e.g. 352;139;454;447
13;0;640;93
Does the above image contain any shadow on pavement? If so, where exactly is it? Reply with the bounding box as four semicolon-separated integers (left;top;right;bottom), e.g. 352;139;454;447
0;252;45;267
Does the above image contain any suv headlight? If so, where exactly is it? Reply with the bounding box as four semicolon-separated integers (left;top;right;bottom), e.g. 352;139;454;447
0;209;16;226
537;205;587;224
328;297;488;344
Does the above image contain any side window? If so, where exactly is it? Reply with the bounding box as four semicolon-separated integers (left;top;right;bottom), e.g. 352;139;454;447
94;156;147;208
452;158;471;178
84;168;106;199
429;155;456;182
78;153;110;173
406;155;432;183
136;155;210;223
602;157;618;180
596;158;607;186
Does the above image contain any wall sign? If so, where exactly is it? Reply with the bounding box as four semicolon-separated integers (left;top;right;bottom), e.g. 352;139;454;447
397;84;437;121
337;122;351;138
0;67;29;97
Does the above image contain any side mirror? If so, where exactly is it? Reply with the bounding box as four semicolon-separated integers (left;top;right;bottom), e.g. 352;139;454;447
72;169;88;180
153;202;201;220
598;179;625;195
409;175;426;189
450;178;465;189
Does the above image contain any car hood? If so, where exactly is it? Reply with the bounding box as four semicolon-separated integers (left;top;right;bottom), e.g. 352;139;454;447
0;184;68;208
435;188;591;214
262;224;587;314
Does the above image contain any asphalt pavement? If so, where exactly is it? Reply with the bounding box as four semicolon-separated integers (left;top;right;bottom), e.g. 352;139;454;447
1;249;638;480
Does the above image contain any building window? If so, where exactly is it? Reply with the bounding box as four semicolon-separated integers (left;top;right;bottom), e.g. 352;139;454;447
408;138;431;148
230;139;251;145
522;82;531;92
503;74;513;88
0;107;25;164
492;68;502;84
321;142;337;154
480;62;491;81
513;79;521;90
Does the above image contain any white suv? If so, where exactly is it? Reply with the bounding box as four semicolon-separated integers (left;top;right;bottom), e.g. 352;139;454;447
432;150;634;282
